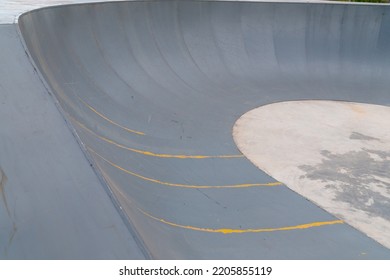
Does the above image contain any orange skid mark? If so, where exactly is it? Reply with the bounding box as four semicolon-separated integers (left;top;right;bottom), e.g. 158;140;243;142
139;208;344;234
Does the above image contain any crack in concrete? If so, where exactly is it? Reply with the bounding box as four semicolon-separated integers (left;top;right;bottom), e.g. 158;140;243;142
0;166;11;217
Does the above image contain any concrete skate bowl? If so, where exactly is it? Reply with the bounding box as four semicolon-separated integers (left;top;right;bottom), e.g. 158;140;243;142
18;1;390;259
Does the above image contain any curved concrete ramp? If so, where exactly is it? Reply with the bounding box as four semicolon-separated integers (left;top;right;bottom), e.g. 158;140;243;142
17;1;390;259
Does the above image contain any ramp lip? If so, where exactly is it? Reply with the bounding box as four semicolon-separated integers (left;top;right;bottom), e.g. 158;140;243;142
12;0;390;24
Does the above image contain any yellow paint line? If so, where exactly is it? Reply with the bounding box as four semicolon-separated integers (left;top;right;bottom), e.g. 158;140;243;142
138;208;344;234
88;147;282;189
75;94;145;136
94;169;339;234
72;117;244;159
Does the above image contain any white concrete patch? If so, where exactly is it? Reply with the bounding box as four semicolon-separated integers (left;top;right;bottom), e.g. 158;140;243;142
233;100;390;249
0;0;326;24
0;0;128;23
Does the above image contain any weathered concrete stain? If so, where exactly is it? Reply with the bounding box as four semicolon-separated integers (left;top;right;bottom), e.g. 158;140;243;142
349;103;367;116
0;166;17;253
350;132;381;142
299;149;390;219
0;166;10;216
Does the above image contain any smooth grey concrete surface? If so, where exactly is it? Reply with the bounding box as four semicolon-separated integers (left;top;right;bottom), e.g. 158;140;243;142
2;0;389;259
0;24;145;259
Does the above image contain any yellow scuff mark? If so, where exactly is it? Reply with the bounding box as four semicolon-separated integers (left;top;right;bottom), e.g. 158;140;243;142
72;117;244;159
139;207;344;234
87;147;282;189
76;95;145;136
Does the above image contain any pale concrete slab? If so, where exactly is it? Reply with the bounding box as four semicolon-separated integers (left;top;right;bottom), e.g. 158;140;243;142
0;0;127;23
234;101;390;249
0;0;326;24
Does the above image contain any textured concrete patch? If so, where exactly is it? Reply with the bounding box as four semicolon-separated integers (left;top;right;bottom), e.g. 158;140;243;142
299;149;390;218
234;101;390;249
